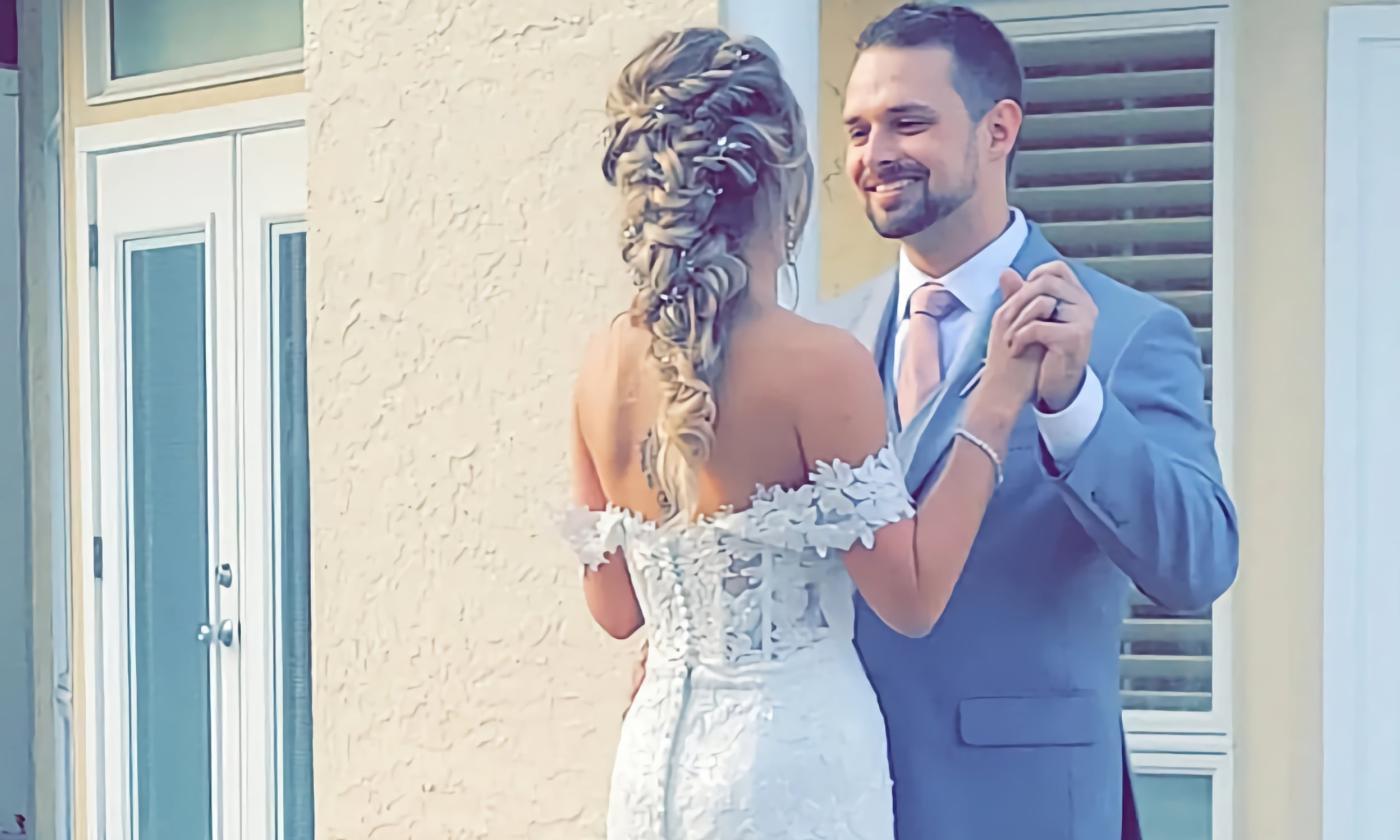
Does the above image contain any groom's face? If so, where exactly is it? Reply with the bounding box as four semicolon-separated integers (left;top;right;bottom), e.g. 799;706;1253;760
843;46;981;240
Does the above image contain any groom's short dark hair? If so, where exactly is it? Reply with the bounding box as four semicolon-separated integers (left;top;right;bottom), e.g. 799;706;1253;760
856;3;1024;121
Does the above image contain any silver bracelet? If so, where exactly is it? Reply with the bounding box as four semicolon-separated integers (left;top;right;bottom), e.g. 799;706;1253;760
955;427;1005;487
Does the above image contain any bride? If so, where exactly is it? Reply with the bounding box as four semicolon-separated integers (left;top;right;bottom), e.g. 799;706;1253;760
562;28;1042;839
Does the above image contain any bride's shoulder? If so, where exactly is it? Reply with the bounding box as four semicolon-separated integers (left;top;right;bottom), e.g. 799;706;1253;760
738;313;883;417
578;312;645;365
780;314;877;377
737;310;871;373
780;316;889;473
570;314;645;399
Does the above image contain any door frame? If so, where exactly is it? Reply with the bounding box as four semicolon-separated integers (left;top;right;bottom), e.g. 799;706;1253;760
73;93;307;840
1322;5;1400;838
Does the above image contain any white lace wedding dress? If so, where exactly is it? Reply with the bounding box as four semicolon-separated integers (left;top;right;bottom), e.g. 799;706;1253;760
562;443;915;840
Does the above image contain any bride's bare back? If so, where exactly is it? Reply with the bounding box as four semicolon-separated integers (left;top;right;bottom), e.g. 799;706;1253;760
574;306;850;523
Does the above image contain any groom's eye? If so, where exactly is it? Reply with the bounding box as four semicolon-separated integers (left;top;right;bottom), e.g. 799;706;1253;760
896;120;930;133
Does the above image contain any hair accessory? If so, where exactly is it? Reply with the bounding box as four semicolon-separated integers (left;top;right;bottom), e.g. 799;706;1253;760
713;135;751;157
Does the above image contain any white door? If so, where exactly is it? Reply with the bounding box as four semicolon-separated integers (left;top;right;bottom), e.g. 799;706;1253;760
86;121;310;840
1323;6;1400;839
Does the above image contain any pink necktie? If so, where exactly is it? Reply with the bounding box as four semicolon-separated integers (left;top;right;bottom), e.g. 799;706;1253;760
897;283;960;427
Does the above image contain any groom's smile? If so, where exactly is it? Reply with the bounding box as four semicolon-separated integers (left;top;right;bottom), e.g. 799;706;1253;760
866;172;926;208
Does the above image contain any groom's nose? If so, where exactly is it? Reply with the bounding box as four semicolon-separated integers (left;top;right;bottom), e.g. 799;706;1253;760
864;126;902;173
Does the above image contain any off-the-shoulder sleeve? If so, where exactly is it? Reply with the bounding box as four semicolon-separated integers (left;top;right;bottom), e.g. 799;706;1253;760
558;506;629;573
720;443;914;557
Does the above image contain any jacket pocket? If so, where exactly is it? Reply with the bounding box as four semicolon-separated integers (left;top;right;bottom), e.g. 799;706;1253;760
957;692;1102;747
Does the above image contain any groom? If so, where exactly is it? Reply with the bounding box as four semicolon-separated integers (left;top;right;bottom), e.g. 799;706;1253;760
810;4;1239;838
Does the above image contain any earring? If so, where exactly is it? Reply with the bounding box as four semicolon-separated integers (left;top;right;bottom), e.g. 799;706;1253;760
778;212;801;310
778;241;800;311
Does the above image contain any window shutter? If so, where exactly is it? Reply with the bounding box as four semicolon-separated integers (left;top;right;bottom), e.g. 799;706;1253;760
1010;28;1216;714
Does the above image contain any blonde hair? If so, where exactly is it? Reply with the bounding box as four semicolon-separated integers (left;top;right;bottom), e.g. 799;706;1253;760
602;28;813;524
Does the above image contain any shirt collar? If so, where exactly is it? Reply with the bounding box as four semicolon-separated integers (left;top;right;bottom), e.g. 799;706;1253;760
897;207;1029;320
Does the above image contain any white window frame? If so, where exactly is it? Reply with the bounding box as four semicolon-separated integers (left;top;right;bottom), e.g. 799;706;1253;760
993;3;1236;746
1131;748;1234;840
987;4;1236;833
72;93;309;840
81;0;302;104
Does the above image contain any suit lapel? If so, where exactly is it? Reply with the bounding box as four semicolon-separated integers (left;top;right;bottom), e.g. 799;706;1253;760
900;223;1063;498
1010;223;1061;288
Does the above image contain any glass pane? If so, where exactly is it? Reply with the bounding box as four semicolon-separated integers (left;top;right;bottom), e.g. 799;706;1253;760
110;0;303;79
1136;773;1212;840
127;239;213;840
276;229;314;839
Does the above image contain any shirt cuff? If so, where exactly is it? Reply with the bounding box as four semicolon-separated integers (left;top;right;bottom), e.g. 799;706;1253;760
1034;368;1104;466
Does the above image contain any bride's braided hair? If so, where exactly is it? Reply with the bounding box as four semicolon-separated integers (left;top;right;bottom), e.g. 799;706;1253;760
602;28;813;524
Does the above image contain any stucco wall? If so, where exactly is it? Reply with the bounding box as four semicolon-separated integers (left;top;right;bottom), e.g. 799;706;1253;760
302;2;716;837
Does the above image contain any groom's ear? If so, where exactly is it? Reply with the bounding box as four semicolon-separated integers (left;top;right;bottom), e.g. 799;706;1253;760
985;98;1024;176
998;268;1024;302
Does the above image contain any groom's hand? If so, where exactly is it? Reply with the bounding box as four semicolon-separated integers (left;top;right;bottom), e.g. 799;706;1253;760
1003;261;1097;412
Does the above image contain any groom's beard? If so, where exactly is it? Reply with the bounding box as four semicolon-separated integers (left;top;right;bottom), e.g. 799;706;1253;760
864;179;975;240
864;142;980;240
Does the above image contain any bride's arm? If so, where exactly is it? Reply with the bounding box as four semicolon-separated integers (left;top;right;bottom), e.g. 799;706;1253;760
570;396;645;639
797;322;1034;638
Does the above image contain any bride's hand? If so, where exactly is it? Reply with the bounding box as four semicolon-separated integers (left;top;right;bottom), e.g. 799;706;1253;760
975;269;1047;417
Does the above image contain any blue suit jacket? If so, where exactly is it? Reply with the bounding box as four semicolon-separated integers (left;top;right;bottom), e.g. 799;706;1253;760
814;224;1239;839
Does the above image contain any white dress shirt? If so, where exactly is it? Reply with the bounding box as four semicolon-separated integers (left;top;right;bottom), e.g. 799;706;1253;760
891;207;1104;465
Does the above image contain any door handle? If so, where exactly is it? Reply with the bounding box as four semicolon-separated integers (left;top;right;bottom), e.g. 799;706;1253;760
196;620;237;647
217;563;233;588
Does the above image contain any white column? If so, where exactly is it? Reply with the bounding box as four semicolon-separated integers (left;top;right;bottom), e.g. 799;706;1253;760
719;0;822;309
19;0;77;832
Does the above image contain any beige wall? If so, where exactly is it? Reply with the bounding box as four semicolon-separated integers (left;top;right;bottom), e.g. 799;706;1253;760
816;2;1394;840
819;0;903;296
301;2;714;837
